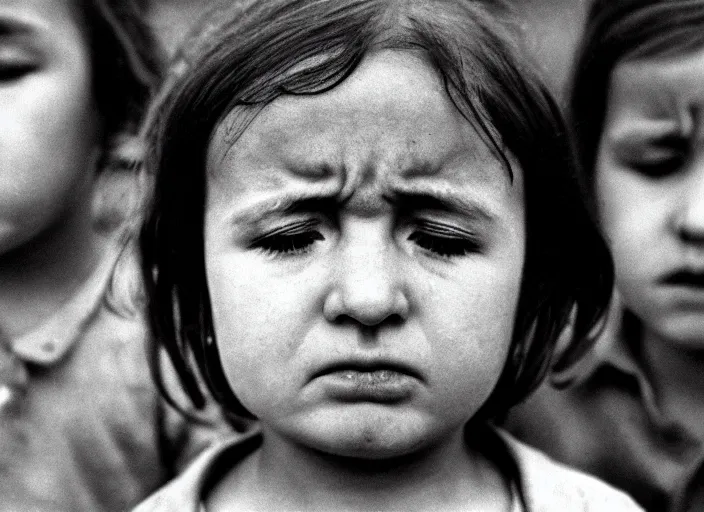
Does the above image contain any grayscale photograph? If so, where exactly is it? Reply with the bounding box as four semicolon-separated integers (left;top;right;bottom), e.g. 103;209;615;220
0;0;701;510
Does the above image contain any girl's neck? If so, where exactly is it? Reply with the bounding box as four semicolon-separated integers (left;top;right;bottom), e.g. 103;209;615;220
208;425;510;512
641;327;704;439
0;196;106;340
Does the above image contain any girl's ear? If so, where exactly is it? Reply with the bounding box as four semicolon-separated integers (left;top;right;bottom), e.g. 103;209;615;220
510;317;541;394
198;322;257;421
477;319;540;421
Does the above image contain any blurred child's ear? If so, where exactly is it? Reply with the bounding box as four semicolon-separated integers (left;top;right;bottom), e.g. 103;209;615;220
549;291;624;389
551;306;576;364
92;135;147;235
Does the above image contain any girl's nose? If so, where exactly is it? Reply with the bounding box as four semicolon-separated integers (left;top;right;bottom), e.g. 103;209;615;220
323;231;409;327
676;165;704;244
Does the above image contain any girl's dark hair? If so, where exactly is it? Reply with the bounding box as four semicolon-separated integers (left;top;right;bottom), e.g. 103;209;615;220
141;0;613;421
569;0;704;204
80;0;162;162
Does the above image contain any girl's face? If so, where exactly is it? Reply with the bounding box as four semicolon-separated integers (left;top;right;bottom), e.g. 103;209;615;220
596;49;704;347
0;0;101;254
204;51;525;459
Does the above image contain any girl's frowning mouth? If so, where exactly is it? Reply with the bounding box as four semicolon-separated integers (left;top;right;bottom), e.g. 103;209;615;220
311;362;423;403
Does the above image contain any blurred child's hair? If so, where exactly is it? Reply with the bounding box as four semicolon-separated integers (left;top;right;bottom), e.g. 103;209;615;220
76;0;165;235
80;0;162;167
141;0;614;421
569;0;704;205
78;0;163;304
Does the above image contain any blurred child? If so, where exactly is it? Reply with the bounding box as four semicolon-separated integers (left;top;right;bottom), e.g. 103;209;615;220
504;1;704;510
133;1;644;510
0;1;229;510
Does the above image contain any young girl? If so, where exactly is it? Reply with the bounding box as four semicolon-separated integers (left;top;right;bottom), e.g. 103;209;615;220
135;0;643;510
0;1;229;510
505;1;704;510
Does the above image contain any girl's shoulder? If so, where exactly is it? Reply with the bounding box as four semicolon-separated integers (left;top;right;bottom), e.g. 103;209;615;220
496;429;644;511
134;425;643;512
131;429;262;512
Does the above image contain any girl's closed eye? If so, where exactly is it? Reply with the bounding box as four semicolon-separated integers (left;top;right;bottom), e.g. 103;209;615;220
408;219;482;259
250;219;325;257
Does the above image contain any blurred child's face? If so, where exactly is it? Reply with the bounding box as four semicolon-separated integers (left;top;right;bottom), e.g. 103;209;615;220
0;0;101;254
205;51;525;459
596;49;704;347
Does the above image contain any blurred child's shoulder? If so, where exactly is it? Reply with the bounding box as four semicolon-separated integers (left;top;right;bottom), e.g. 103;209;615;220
74;236;150;372
496;428;644;511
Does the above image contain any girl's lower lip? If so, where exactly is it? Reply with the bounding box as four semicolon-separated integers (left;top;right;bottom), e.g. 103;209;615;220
317;369;417;402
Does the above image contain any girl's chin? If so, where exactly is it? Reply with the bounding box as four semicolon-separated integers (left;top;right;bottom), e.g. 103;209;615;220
311;436;425;460
274;407;454;460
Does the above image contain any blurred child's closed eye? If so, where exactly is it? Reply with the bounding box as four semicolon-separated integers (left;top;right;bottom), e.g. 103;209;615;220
0;51;37;82
615;135;689;179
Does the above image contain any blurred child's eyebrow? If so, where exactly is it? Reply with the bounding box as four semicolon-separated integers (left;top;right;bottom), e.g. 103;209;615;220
0;16;40;38
608;119;683;146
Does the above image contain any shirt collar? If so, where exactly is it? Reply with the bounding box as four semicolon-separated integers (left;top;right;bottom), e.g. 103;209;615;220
10;238;124;366
551;293;642;387
551;296;691;437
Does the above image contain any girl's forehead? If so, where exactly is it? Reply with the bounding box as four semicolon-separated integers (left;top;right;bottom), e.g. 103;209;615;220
206;50;518;204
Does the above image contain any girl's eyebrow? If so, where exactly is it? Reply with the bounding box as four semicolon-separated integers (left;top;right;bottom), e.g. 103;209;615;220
225;187;498;227
389;191;497;223
226;192;339;227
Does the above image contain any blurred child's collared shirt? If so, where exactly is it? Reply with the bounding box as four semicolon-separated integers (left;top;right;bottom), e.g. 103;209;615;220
504;317;704;512
130;426;642;511
0;238;233;512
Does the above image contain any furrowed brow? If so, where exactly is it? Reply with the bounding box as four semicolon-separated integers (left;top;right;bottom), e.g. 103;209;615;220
390;190;496;223
226;193;338;227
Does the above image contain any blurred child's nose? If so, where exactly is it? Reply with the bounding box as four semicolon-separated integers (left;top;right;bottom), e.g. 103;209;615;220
323;221;409;327
676;162;704;244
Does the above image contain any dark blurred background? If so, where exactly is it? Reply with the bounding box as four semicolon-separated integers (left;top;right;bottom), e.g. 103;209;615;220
510;0;588;94
147;0;589;96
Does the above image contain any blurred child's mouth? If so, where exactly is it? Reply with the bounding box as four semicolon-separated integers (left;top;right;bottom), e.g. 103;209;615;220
662;270;704;288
